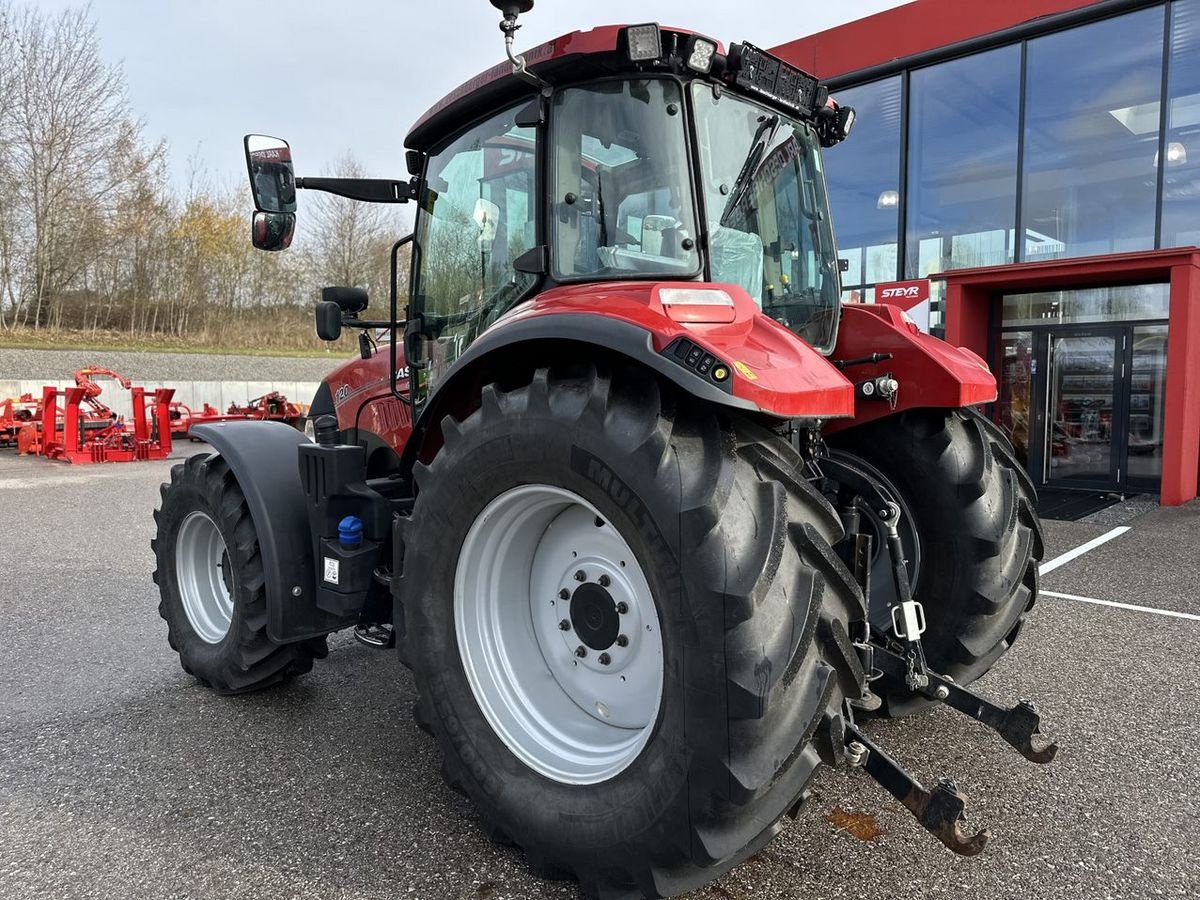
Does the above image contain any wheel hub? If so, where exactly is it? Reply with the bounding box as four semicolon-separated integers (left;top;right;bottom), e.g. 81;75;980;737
569;582;619;651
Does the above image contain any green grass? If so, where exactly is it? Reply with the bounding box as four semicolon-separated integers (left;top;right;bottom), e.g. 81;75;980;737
0;330;344;359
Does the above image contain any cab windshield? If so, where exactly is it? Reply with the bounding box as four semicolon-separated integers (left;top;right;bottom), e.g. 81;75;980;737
691;83;842;351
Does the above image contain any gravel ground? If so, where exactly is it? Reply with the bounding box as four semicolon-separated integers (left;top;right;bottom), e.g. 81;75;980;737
0;450;1197;900
0;348;338;384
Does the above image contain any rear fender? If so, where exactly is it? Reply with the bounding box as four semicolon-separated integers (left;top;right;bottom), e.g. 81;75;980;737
825;304;997;434
406;281;855;465
190;420;355;642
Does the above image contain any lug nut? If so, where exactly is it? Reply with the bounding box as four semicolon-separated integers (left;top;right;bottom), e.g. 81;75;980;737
574;570;586;582
598;574;611;587
575;646;587;658
558;588;570;600
615;634;629;647
559;619;571;631
616;601;629;614
598;653;611;666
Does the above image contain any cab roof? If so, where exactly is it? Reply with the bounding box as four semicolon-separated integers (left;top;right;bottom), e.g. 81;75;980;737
406;24;720;152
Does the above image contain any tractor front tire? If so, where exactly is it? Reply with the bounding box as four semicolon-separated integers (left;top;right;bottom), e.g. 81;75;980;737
399;365;866;899
152;453;326;693
828;408;1043;716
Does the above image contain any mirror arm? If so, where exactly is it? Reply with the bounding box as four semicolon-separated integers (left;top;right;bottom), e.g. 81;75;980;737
296;176;417;204
390;233;417;407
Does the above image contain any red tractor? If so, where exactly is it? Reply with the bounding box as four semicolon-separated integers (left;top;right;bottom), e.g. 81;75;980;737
153;5;1053;897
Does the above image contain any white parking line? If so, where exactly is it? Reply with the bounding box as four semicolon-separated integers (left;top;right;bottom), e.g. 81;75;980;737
1041;589;1200;622
1039;526;1130;575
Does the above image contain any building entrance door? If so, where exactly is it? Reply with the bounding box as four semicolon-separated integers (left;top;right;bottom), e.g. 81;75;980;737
995;321;1169;494
1044;328;1123;489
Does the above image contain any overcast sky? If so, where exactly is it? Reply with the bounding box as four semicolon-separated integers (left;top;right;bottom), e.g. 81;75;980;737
33;0;906;191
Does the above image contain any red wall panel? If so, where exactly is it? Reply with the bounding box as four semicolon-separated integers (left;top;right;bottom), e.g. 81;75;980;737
771;0;1102;79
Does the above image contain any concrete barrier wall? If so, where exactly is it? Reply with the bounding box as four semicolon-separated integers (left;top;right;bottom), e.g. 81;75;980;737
0;380;322;421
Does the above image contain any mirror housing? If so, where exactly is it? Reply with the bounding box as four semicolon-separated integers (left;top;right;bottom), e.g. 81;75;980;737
244;135;297;213
322;285;369;314
251;211;295;251
315;301;343;341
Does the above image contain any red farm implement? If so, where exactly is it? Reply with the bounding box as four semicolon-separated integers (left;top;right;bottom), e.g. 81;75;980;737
17;366;174;464
0;393;38;447
152;392;306;439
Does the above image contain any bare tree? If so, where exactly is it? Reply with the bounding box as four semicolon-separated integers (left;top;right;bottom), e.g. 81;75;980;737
1;4;158;329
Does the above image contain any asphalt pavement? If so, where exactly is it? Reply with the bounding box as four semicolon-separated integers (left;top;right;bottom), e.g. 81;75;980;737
1;449;1197;900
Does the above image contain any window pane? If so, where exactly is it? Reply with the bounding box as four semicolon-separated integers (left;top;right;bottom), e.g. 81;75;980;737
552;80;699;280
1001;283;1169;327
1022;8;1164;261
906;45;1021;278
1163;0;1200;247
1127;324;1168;486
824;77;901;289
415;114;538;388
691;84;843;350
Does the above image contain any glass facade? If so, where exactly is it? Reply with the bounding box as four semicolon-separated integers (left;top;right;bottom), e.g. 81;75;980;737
822;0;1200;322
1023;9;1164;261
907;45;1021;278
1000;283;1171;327
824;77;901;298
1163;0;1200;246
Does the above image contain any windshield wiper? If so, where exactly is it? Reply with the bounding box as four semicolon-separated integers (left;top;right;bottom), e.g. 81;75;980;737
596;170;609;247
719;114;779;227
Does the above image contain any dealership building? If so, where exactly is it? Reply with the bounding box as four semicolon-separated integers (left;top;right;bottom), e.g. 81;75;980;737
771;0;1200;506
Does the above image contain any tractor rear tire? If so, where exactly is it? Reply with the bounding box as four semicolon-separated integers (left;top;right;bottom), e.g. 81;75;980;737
398;365;867;899
152;453;326;694
827;408;1043;717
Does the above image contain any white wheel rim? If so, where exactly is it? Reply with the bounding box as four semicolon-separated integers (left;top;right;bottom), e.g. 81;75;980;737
176;510;234;644
455;484;664;785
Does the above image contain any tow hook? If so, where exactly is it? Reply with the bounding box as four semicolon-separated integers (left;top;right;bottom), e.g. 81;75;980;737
845;722;990;856
872;645;1059;765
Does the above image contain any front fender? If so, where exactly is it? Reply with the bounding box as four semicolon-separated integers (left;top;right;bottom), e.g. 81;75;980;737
825;304;997;434
190;420;350;642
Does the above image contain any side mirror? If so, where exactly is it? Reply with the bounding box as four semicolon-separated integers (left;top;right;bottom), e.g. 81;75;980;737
322;286;369;314
315;301;343;341
251;211;295;251
244;134;297;214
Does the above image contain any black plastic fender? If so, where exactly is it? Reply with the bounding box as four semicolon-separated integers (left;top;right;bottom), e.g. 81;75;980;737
190;420;351;643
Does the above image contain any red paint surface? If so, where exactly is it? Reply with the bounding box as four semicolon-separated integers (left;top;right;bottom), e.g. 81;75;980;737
498;281;855;418
937;248;1200;506
326;345;413;455
826;303;997;433
1165;262;1200;506
770;0;1101;80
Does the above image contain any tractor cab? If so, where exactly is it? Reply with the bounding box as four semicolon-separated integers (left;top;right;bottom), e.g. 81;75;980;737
244;12;856;409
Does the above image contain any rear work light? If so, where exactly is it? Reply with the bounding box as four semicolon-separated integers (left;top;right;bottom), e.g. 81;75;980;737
625;24;662;62
685;36;718;73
